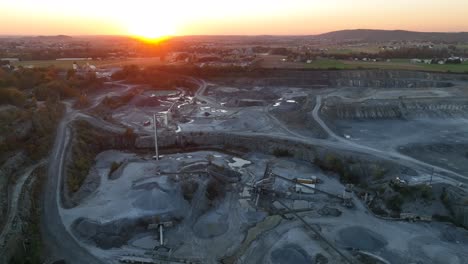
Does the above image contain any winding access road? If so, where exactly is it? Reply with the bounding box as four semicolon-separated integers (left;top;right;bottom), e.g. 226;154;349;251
41;84;133;263
42;107;105;264
310;95;468;188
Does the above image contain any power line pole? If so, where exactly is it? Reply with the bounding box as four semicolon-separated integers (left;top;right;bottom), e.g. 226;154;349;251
430;168;434;186
153;113;159;160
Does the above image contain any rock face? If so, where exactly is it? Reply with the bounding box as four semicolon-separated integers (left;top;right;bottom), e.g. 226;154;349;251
331;78;453;88
322;99;468;120
444;187;468;228
134;131;365;167
323;102;403;120
327;70;456;88
216;69;467;88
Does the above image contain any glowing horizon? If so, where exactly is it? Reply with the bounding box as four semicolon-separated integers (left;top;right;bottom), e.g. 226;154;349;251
1;0;468;37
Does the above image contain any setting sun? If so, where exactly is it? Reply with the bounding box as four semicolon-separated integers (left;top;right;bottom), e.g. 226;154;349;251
126;17;176;41
120;6;178;41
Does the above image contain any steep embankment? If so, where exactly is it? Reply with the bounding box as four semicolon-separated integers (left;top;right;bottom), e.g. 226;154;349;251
212;69;467;88
321;98;468;120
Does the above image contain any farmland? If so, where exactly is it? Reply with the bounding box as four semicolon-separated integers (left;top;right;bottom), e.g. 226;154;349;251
260;55;468;73
11;57;164;69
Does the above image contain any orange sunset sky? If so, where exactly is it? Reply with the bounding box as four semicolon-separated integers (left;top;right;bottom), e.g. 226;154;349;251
1;0;468;38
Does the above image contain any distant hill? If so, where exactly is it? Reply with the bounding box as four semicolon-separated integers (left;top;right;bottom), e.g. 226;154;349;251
315;29;468;42
35;35;72;40
0;35;73;40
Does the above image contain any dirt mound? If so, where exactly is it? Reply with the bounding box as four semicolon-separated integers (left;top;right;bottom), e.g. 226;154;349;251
270;244;313;264
72;217;147;249
440;225;468;244
132;189;174;211
338;226;388;251
192;209;229;238
131;177;190;216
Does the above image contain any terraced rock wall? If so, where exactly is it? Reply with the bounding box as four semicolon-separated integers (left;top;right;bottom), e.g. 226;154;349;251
322;99;468;120
218;70;467;88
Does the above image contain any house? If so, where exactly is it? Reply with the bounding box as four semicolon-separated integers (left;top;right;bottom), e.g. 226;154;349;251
1;58;20;62
446;57;462;64
430;58;445;65
56;58;92;61
1;63;12;70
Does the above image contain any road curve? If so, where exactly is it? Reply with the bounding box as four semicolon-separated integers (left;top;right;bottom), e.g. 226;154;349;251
312;95;340;141
42;108;105;264
42;82;138;263
311;95;467;188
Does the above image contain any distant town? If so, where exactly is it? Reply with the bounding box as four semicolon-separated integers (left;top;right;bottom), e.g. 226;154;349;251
2;30;468;73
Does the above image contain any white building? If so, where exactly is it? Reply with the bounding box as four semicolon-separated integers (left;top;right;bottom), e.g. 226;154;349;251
0;58;19;61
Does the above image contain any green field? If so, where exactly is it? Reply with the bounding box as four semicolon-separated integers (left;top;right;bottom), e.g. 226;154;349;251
456;44;468;49
11;57;163;69
325;45;381;55
293;58;468;73
421;62;468;73
303;59;356;70
345;59;468;73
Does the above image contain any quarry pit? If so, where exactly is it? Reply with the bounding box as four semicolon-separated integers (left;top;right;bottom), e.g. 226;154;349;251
51;70;468;264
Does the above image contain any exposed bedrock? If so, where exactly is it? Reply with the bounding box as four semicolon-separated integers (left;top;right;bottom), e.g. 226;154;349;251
215;70;467;88
135;131;406;182
327;70;457;88
325;70;468;82
331;78;453;88
329;71;457;88
322;99;468;120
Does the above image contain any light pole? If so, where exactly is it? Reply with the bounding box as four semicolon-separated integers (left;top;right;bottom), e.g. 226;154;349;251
153;113;159;160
